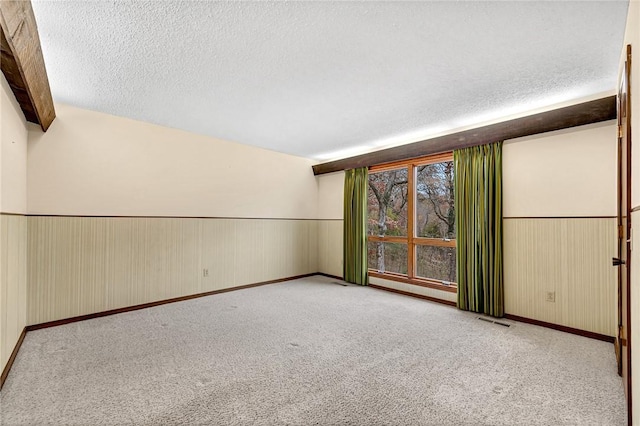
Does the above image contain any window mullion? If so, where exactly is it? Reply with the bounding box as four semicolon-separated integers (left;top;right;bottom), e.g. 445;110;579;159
408;164;415;279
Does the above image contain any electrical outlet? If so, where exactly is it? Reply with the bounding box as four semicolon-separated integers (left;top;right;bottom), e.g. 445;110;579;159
203;268;209;277
545;291;555;303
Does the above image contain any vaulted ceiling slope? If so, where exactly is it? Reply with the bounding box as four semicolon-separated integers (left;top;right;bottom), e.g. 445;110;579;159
31;1;628;160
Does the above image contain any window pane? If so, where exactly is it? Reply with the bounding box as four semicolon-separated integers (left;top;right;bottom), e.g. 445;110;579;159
416;245;456;284
368;242;408;275
367;168;408;237
415;162;455;239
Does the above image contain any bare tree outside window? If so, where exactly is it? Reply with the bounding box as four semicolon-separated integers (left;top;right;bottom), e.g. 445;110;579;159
367;168;408;273
416;162;455;239
415;162;456;283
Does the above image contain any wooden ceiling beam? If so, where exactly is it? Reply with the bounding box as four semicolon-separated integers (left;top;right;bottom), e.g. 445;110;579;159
0;0;55;131
312;96;617;175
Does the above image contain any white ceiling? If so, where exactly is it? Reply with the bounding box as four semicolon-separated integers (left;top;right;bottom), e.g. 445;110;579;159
31;1;629;161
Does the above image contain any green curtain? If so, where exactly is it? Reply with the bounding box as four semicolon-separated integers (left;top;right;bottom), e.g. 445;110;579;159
343;168;369;285
454;142;503;317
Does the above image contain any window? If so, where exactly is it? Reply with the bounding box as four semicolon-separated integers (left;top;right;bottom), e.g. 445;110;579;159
367;153;456;291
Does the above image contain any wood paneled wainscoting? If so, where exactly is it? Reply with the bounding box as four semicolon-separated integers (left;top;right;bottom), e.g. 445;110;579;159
317;219;342;278
0;214;27;385
503;217;617;337
27;216;320;326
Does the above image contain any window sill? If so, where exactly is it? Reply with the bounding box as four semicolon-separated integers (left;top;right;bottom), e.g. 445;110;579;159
368;271;457;293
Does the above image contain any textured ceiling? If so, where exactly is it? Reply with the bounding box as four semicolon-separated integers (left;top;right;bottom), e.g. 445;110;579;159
31;1;629;160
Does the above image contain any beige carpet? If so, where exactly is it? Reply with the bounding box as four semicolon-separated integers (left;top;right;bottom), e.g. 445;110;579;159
0;275;626;425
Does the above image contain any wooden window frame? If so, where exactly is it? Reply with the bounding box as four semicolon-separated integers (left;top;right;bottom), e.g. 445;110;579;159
368;152;456;293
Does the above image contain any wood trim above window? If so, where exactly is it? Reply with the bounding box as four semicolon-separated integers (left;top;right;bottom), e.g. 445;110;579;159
370;152;453;173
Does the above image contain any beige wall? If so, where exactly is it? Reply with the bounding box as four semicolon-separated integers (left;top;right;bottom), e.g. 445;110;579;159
317;171;344;220
627;2;640;211
317;172;344;277
0;75;28;214
620;1;640;423
0;74;28;376
503;121;617;218
503;218;616;336
502;121;617;336
23;104;326;326
317;220;342;278
27;104;318;219
369;276;457;304
0;215;27;373
27;216;318;325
